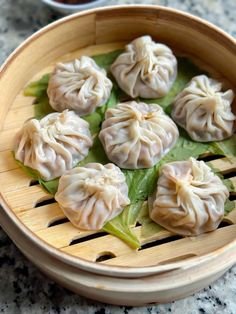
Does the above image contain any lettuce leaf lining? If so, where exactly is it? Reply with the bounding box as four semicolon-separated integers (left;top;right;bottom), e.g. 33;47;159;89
18;50;236;249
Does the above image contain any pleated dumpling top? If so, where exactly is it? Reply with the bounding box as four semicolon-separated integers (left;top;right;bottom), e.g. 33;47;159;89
14;110;92;181
150;158;229;236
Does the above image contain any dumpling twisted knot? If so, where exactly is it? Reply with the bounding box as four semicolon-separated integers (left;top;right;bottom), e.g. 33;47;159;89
99;101;179;169
111;35;177;98
47;56;113;115
14;110;92;181
171;75;235;142
55;163;130;230
150;158;229;236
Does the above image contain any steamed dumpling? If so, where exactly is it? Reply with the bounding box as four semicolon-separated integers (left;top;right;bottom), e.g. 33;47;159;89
171;75;235;142
149;158;229;236
14;110;92;181
99;101;179;169
111;36;177;98
55;163;130;230
47;56;113;116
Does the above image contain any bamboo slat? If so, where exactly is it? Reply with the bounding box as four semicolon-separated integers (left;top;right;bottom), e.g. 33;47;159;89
210;157;236;173
3;186;52;213
0;151;19;172
0;168;32;192
102;225;236;267
11;92;35;109
1;5;236;304
0;128;20;152
3;106;35;130
0;41;235;268
17;203;64;232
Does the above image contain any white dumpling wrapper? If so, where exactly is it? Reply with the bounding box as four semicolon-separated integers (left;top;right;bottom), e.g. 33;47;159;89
47;56;113;116
111;36;177;98
99;101;179;169
171;75;235;142
55;163;130;230
150;158;229;236
14;110;92;181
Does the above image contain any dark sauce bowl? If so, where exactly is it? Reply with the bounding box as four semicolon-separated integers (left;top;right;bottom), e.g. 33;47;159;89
41;0;107;14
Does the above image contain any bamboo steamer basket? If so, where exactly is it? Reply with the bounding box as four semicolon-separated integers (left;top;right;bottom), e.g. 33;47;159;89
0;5;236;305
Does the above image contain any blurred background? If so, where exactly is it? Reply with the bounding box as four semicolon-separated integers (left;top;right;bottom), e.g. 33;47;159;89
1;0;236;313
1;0;236;65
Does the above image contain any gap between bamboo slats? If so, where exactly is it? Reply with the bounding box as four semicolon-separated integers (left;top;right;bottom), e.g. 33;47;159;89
99;224;236;267
0;40;235;266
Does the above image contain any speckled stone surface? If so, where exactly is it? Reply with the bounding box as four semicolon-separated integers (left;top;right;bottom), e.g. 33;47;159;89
1;0;236;313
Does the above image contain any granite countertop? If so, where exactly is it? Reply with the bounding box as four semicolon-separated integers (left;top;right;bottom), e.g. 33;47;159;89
1;0;236;313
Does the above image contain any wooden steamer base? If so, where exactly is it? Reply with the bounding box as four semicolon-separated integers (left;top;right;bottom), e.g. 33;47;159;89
0;198;236;305
0;5;236;305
